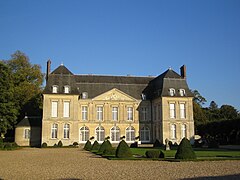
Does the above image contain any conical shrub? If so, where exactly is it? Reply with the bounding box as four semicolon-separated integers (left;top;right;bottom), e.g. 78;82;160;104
116;140;132;158
175;138;196;160
91;140;100;151
98;140;112;155
83;140;92;151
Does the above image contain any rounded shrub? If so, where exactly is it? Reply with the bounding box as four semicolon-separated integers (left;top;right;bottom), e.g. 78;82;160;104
57;140;63;147
175;138;196;160
116;140;132;158
103;147;116;156
98;140;112;155
4;143;12;150
83;140;92;151
41;142;48;148
145;150;165;159
91;140;100;152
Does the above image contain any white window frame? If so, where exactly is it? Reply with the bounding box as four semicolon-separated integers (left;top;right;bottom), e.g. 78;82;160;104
97;106;103;121
171;124;176;139
95;126;105;142
51;124;58;139
82;106;88;121
140;127;150;142
179;89;185;96
82;92;88;99
63;124;70;139
180;103;186;119
79;126;89;142
24;129;30;139
52;85;58;93
110;126;120;142
63;101;70;118
181;124;187;138
64;86;70;93
51;101;58;118
169;88;175;96
169;103;176;119
127;107;133;121
112;107;118;121
126;126;135;142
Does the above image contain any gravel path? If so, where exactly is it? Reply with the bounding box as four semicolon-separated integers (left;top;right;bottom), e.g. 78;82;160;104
0;148;239;180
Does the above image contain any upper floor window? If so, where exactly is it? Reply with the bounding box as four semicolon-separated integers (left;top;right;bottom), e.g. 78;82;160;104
97;106;103;121
64;86;70;93
112;107;118;121
179;89;185;96
82;92;88;99
169;88;175;96
51;101;58;118
127;107;133;121
141;107;148;121
63;101;70;118
82;106;88;120
180;103;186;119
169;103;176;119
52;85;58;93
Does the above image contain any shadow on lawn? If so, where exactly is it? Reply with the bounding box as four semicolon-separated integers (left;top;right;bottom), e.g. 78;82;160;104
182;174;240;180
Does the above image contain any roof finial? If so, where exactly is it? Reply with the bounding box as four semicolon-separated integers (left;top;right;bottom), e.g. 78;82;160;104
169;66;172;70
61;62;64;66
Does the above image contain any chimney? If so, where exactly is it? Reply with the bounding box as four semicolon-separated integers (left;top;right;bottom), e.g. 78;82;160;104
180;65;186;78
46;60;51;81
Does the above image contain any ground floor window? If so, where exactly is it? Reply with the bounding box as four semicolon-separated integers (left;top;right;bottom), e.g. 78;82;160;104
24;129;30;139
51;124;58;139
110;126;120;142
80;126;89;142
171;124;176;139
96;126;105;142
63;124;70;139
140;126;150;142
126;126;135;142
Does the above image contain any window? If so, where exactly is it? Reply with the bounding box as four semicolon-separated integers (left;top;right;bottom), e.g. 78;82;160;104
112;107;118;121
64;86;70;93
169;88;175;96
110;126;120;142
63;124;70;139
158;104;161;120
127;107;133;121
80;126;89;142
141;107;148;121
51;101;58;117
63;101;70;117
52;85;58;93
126;126;135;142
97;106;103;121
169;103;176;119
180;103;186;119
141;93;146;100
154;106;157;121
179;89;185;96
140;127;150;142
171;124;176;139
51;124;58;139
82;92;88;99
96;126;105;142
24;129;30;139
181;124;187;138
82;106;88;120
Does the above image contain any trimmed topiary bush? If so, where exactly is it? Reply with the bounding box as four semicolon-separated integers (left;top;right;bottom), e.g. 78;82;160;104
175;138;196;160
103;147;116;156
98;140;112;155
153;139;163;148
84;140;92;151
91;140;100;152
53;143;58;148
57;140;63;147
42;142;48;148
145;150;165;159
116;140;132;158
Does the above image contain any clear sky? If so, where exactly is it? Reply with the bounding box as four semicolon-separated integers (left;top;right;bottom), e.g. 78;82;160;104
1;0;240;110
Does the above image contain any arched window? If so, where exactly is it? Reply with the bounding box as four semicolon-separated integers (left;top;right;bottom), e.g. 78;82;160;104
96;126;105;142
179;89;185;96
171;124;176;139
126;126;135;142
51;124;58;139
169;88;175;96
64;86;70;93
63;124;70;139
110;126;120;142
80;126;89;142
140;127;150;142
52;85;58;93
181;124;187;138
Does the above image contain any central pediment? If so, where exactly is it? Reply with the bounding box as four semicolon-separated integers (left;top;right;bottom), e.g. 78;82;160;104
93;88;137;101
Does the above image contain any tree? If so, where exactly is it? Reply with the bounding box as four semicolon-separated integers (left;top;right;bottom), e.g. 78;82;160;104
193;102;207;126
209;101;218;110
191;90;207;106
220;105;238;120
0;62;18;137
4;51;44;118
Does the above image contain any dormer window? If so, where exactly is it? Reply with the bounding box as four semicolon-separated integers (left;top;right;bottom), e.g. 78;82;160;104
64;86;70;93
141;93;146;100
179;89;185;96
82;92;88;99
169;88;175;96
52;85;58;93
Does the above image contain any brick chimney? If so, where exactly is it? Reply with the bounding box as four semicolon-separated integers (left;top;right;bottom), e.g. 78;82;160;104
46;60;51;81
180;65;186;78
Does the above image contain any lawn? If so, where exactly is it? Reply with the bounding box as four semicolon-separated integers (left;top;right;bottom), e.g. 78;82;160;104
130;147;240;160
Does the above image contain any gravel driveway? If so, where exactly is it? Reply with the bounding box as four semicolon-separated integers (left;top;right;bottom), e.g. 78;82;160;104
0;148;239;180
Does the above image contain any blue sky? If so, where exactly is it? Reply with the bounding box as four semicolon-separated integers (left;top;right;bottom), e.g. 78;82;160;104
1;0;240;110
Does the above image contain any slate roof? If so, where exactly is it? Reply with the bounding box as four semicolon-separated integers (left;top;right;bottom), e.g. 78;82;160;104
16;116;42;127
43;65;193;100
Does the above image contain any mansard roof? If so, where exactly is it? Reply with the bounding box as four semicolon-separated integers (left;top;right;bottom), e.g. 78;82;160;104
16;116;42;127
51;65;73;75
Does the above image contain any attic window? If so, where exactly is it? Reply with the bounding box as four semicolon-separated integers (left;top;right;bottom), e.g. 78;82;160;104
82;92;88;99
64;86;70;93
179;89;185;96
169;88;175;96
52;85;58;93
141;93;146;100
